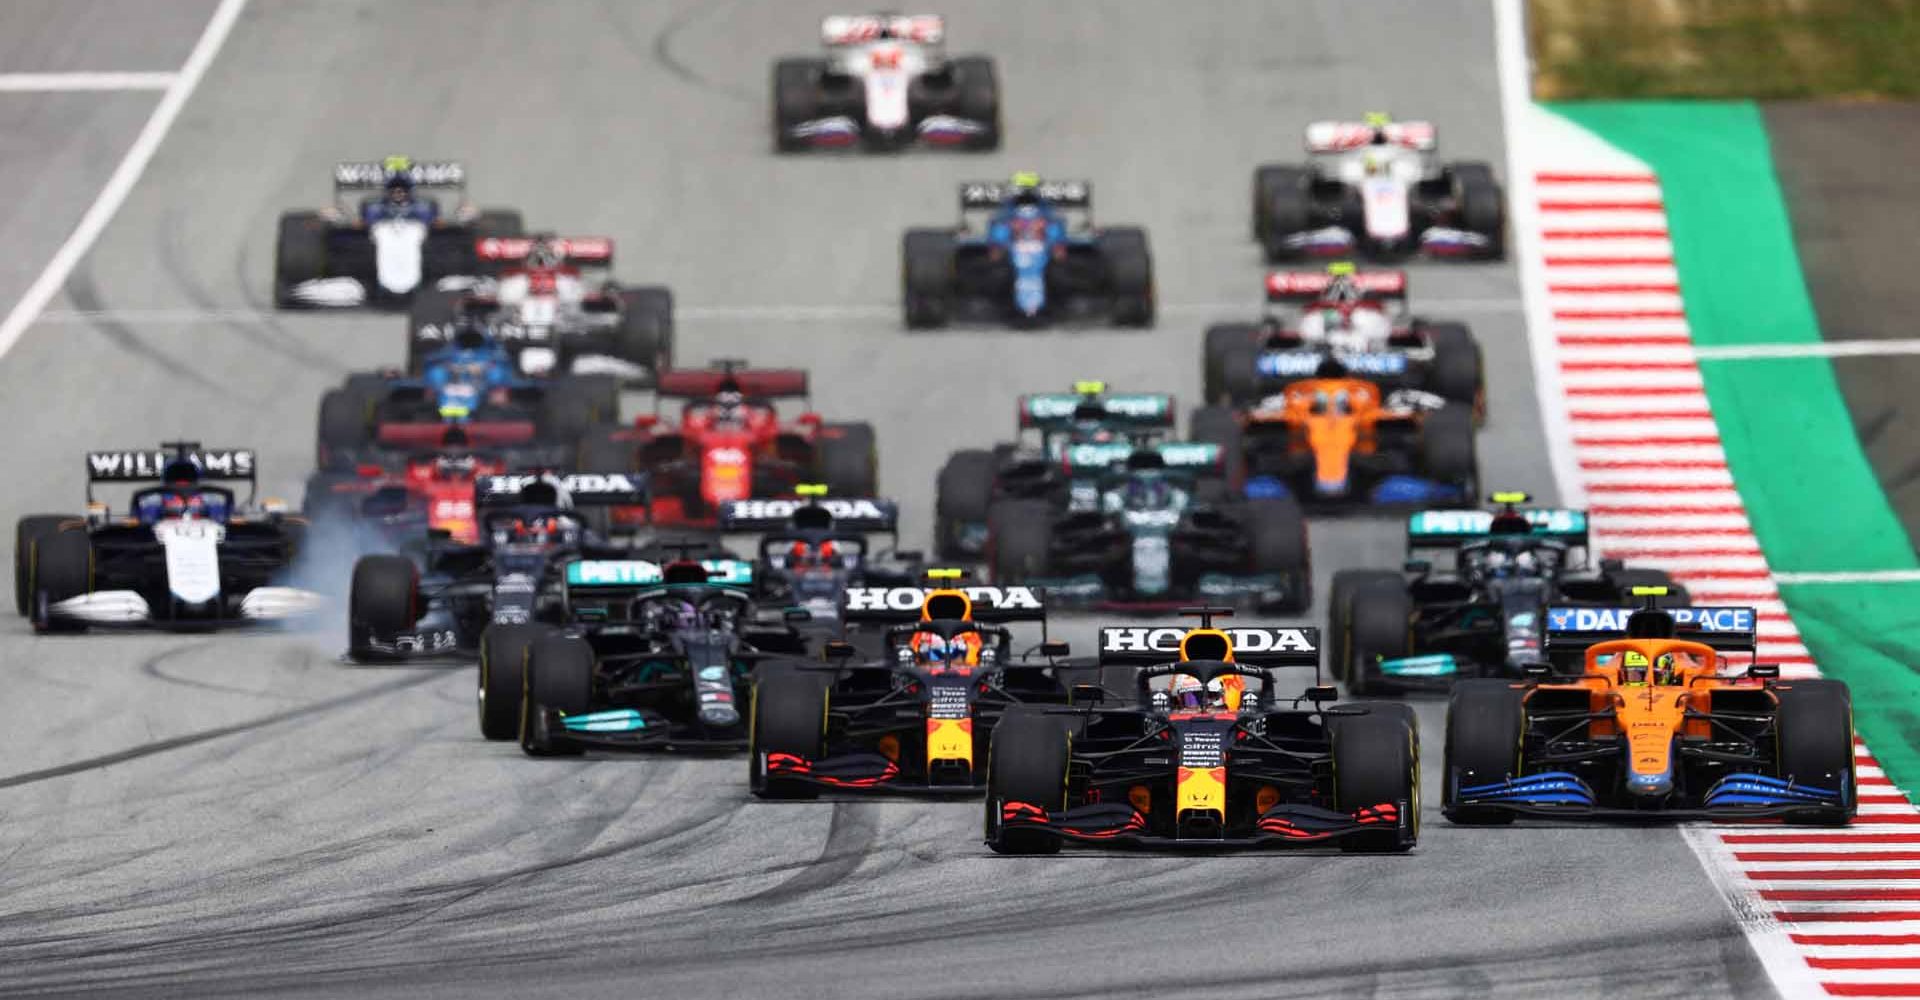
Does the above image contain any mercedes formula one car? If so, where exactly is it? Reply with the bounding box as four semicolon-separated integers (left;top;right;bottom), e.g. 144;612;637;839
775;13;999;151
407;235;674;382
902;175;1153;328
983;614;1419;853
748;579;1069;795
1253;114;1504;261
1443;592;1855;825
275;157;523;308
1328;494;1687;695
15;443;322;631
716;490;924;621
1202;264;1482;415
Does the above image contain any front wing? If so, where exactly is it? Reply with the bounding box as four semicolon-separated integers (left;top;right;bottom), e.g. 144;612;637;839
992;799;1410;850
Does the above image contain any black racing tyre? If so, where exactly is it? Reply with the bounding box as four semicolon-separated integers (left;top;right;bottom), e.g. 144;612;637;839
1607;568;1692;608
748;667;829;800
520;633;595;757
317;389;370;468
1442;679;1525;825
15;514;73;617
1202;323;1262;406
274;211;329;307
984;709;1074;855
987;498;1054;584
1775;679;1857;825
1450;162;1505;258
935;448;997;560
902;228;955;329
949;55;1001;149
817;422;879;497
615;286;674;375
1423;322;1484;417
549;374;620;423
1419;403;1478;495
406;288;463;374
1328;708;1419;853
1098;227;1154;328
30;525;93;628
1188;406;1246;493
347;554;418;661
1327;569;1405;683
1255;166;1312;261
1244;496;1310;612
773;58;823;152
478;623;545;741
1345;576;1412;697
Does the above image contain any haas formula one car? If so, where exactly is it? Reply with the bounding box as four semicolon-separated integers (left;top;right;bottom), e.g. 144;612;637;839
717;488;925;621
408;235;674;382
1253;114;1504;262
748;578;1070;796
275;157;523;308
902;175;1153;329
15;443;322;630
984;613;1419;853
1328;494;1687;695
1443;591;1855;825
1203;264;1482;415
582;363;879;528
775;13;999;151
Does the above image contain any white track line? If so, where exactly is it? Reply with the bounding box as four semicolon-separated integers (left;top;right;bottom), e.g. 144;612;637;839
1775;571;1920;586
0;72;178;92
0;0;250;362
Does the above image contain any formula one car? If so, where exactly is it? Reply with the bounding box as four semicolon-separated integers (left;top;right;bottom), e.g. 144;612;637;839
15;443;322;630
275;157;523;308
986;443;1311;613
983;613;1419;852
774;13;999;151
1443;591;1855;824
1191;371;1477;507
315;326;619;470
581;363;879;529
345;472;647;661
716;488;925;621
1328;494;1687;695
1253;114;1504;261
505;554;818;755
407;235;674;382
934;381;1183;559
302;445;557;551
902;175;1153;328
1202;264;1482;415
748;579;1069;795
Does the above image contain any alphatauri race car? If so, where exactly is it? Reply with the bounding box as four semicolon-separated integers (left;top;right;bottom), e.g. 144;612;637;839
902;175;1153;328
15;443;322;631
716;488;925;621
275;157;522;308
983;613;1419;853
1443;591;1855;825
1253;114;1504;261
774;13;999;151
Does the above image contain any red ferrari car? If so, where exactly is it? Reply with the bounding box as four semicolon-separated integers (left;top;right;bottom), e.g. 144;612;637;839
304;448;509;544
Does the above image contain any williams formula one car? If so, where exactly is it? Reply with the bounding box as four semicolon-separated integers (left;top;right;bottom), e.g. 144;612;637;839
984;614;1419;852
1253;114;1504;261
716;489;924;621
775;13;999;151
1443;592;1855;825
275;157;523;308
15;443;322;630
903;175;1153;328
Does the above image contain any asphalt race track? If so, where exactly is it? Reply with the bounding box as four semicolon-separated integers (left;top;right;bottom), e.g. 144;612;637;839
0;3;1768;997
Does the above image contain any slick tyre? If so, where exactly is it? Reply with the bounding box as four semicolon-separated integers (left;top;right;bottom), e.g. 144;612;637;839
817;422;879;497
1329;708;1419;853
1245;496;1310;612
15;515;73;617
1188;406;1246;489
1327;569;1403;683
1099;227;1154;327
615;286;675;375
1442;679;1525;825
935;449;996;560
30;526;93;630
478;624;545;741
347;554;418;662
1345;577;1412;696
317;389;371;468
1451;162;1505;258
950;55;1002;150
1254;166;1311;261
1419;403;1478;496
748;667;829;800
1202;324;1262;406
984;709;1074;855
1775;679;1857;825
1424;322;1484;418
520;634;595;757
274;211;328;307
902;229;955;329
987;499;1054;584
773;58;822;152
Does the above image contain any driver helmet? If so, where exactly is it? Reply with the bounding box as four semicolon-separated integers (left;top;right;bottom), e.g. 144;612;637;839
787;539;839;569
433;454;478;480
911;630;982;670
385;173;415;207
1169;674;1207;711
1621;650;1651;685
1122;475;1172;511
1009;171;1043;207
648;597;700;631
512;516;561;544
162;492;208;519
712;389;747;424
1481;549;1512;578
524;238;562;269
1513;549;1538;574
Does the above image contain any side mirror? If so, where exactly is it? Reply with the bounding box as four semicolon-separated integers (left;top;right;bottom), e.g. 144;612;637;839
1305;685;1338;704
822;639;856;661
783;608;813;624
1748;663;1781;680
1402;559;1431;575
1070;683;1104;705
1040;640;1071;658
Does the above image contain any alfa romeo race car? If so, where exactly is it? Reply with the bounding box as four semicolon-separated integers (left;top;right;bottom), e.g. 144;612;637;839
274;157;523;308
1202;264;1482;415
580;364;879;529
1328;494;1687;695
716;489;924;620
902;175;1153;328
1443;592;1855;824
15;443;322;631
983;614;1419;852
345;472;647;661
775;13;999;151
502;555;817;755
407;235;674;382
748;579;1070;795
1253;114;1504;261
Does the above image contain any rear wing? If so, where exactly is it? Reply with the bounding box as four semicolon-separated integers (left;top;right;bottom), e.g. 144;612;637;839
717;497;898;532
821;13;944;44
1543;606;1758;656
333;158;465;190
1018;392;1174;430
1265;269;1407;304
476;472;648;507
959;179;1092;211
1304;120;1436;153
1406;508;1589;550
1096;626;1321;668
839;585;1046;622
86;447;256;482
1062;441;1221;476
564;558;754;589
654;367;808;400
475;236;613;266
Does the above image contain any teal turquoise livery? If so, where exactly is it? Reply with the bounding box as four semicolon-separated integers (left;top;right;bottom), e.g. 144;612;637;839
1407;508;1586;538
566;559;754;587
1378;653;1457;677
560;709;647;733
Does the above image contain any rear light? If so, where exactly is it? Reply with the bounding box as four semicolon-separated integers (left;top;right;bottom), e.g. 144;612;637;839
357;464;384;478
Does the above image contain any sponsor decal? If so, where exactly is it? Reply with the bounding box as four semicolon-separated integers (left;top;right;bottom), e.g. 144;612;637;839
1024;393;1170;421
1258;350;1408;378
842;586;1043;612
929;684;970;720
960;179;1089;207
333;160;464;187
1407;508;1587;537
565;559;752;587
722;498;891;522
495;573;536;594
1379;653;1457;677
1099;627;1318;655
479;473;643;496
697;665;728;682
1545;606;1756;633
88;449;255;480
